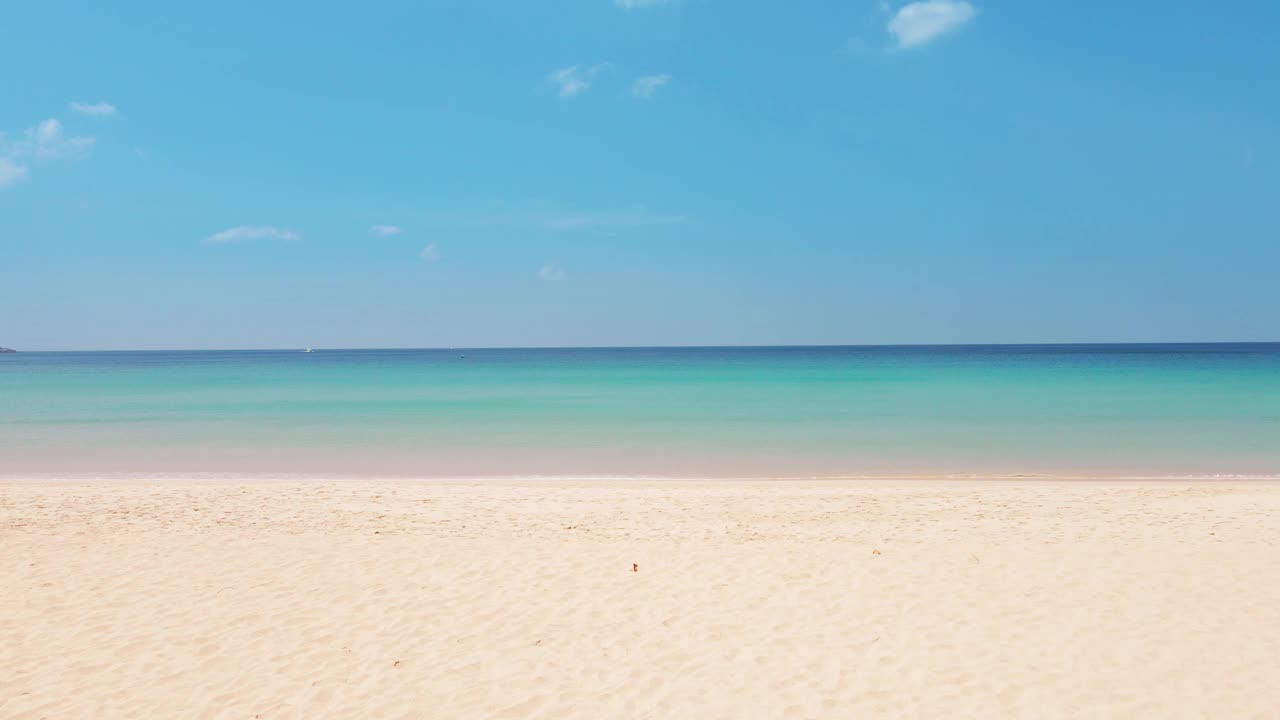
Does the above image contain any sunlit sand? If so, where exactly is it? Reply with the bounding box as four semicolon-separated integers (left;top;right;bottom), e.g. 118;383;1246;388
3;478;1278;718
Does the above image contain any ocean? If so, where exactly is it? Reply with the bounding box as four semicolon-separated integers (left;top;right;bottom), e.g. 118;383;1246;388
2;344;1278;477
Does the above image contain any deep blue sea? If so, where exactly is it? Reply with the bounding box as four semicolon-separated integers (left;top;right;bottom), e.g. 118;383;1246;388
2;344;1278;477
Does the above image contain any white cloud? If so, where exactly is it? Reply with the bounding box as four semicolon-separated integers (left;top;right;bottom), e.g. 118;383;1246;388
887;0;976;48
370;224;403;236
0;157;28;189
539;262;566;281
203;225;301;245
70;101;118;117
631;74;671;99
419;243;439;261
0;118;95;189
30;119;95;158
1;118;95;161
547;63;612;98
616;0;674;8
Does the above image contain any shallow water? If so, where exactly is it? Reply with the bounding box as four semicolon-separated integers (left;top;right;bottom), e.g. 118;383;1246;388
3;344;1278;476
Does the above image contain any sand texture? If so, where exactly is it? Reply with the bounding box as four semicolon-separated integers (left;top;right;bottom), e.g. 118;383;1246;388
3;478;1280;719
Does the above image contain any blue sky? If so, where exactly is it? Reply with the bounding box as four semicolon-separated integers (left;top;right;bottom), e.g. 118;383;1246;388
2;0;1277;350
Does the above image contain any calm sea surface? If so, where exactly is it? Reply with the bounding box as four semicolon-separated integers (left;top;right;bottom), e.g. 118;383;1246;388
2;344;1278;477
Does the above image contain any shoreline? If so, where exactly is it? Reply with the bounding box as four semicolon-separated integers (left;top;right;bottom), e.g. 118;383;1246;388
6;471;1280;482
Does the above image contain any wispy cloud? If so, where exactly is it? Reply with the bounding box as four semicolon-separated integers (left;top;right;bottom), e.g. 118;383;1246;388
631;74;671;100
203;225;301;245
0;157;28;189
370;224;403;237
887;0;976;48
419;243;439;262
547;63;612;98
70;101;118;117
615;0;675;8
1;118;95;161
0;118;95;190
539;262;566;281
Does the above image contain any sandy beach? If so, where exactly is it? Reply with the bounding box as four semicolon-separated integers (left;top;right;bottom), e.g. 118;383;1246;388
3;478;1279;719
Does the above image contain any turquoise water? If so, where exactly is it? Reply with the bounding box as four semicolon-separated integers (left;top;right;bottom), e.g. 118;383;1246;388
2;344;1278;477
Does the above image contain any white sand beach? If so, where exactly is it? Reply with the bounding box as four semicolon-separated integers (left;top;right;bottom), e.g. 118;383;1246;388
3;478;1279;719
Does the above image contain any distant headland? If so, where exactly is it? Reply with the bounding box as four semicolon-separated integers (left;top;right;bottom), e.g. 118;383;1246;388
0;347;15;353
